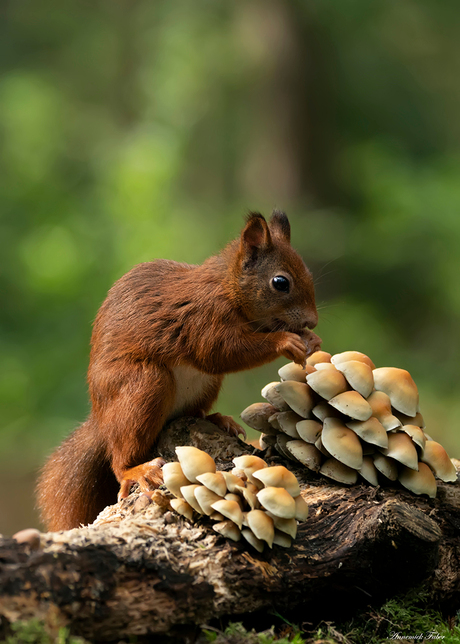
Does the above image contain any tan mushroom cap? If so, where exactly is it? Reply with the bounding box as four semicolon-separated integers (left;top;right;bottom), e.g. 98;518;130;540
252;465;300;497
238;486;260;510
273;530;292;548
276;434;296;460
306;350;332;366
359;456;379;486
233;455;267;472
261;382;290;411
211;499;244;529
373;453;398;481
372;367;419;417
265;512;297;538
274;381;316;418
180;484;204;514
259;434;277;450
241;528;264;553
312;403;343;422
380;431;419;471
247;510;275;548
394;410;425;429
286;440;322;472
322;417;363;470
170;498;194;521
275;411;304;438
268;413;282;431
320;457;358;485
421;441;457;483
296;419;323;443
211;511;225;521
335;360;374;398
196;471;227;497
162;462;191;498
306;369;348;401
401;425;426;451
194;486;223;515
175;446;216;483
329;391;373;421
366;391;401;431
294;494;309;521
315;362;338;371
257;486;296;519
278;362;315;382
213;520;241;542
331;351;376;370
240;402;279;433
315;435;332;457
345;417;388;449
225;493;244;508
222;471;246;492
399;462;437;498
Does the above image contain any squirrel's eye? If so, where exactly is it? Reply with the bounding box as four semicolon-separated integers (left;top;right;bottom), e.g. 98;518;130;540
271;275;290;293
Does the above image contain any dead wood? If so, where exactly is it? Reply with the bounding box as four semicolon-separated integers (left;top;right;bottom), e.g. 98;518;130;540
0;417;459;642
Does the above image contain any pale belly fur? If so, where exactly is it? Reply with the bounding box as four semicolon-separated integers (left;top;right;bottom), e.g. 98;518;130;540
168;364;218;421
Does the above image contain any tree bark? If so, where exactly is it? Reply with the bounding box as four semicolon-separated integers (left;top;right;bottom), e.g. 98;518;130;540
0;418;459;642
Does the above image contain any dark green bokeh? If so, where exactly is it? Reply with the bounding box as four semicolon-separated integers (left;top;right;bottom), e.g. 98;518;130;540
1;0;459;534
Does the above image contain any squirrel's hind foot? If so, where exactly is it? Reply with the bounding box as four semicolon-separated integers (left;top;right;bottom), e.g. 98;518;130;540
117;457;166;501
206;412;247;440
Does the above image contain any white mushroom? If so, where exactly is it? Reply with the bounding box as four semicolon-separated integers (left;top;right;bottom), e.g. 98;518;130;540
240;402;279;434
294;494;309;521
261;382;290;411
306;369;348;401
328;391;372;421
321;417;363;470
373;454;398;481
247;510;275;548
366;391;401;431
175;446;216;483
275;411;304;438
319;458;358;485
331;351;375;370
296;419;323;444
421;441;457;482
380;432;419;471
257;486;296;519
194;486;223;515
400;425;426;451
358;456;379;486
373;367;419;417
211;499;244;529
286;440;322;472
334;360;374;398
274;381;316;418
222;471;246;492
252;465;300;497
393;410;425;429
278;362;315;382
213;521;241;542
241;529;264;553
180;484;204;514
265;512;297;538
399;462;437;498
162;462;191;498
306;350;332;366
170;498;194;521
196;471;227;497
312;403;343;422
345;417;388;449
273;531;292;548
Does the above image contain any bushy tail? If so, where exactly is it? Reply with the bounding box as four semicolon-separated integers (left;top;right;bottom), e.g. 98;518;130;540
36;418;119;531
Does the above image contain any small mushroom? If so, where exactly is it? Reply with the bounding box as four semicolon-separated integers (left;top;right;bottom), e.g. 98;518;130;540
367;391;401;431
315;362;338;371
222;471;246;492
306;369;348;401
241;528;264;553
315;435;332;457
275;434;296;460
399;462;437;498
196;471;227;497
259;434;277;450
331;351;375;370
231;467;247;481
261;382;290;411
312;403;343;422
334;360;374;398
306;350;332;366
345;417;388;449
12;528;41;549
296;419;323;444
393;410;425;429
225;493;244;508
237;485;260;510
321;417;363;470
358;456;379;486
211;511;225;521
213;520;241;542
286;440;322;472
180;484;204;514
294;494;309;521
240;402;279;433
373;454;398;481
273;530;292;548
421;441;457;482
257;486;296;519
175;446;216;483
252;465;300;497
233;455;267;472
162;462;191;498
401;425;426;451
170;498;194;521
211;499;244;529
373;367;419;417
380;431;419;471
265;512;297;538
247;510;275;547
268;413;282;431
319;458;358;485
278;362;315;382
194;486;223;515
275;411;304;438
274;381;316;418
329;391;372;421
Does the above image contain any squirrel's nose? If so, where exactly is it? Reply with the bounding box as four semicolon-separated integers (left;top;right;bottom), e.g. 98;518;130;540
303;311;318;330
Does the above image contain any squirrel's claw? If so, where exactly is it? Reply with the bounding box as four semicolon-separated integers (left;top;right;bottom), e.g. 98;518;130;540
206;412;247;440
118;457;166;501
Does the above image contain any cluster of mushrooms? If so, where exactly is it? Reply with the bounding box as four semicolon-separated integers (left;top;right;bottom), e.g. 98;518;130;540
163;446;309;552
241;350;457;498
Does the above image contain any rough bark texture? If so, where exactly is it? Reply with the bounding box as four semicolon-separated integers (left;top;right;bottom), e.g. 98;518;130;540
1;417;459;642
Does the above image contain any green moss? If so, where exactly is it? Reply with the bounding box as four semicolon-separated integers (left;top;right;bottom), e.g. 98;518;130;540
1;620;88;644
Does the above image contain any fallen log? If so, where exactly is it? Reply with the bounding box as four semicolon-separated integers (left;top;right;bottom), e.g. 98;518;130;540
0;417;459;642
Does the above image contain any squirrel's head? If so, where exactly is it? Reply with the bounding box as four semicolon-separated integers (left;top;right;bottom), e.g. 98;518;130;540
231;211;318;334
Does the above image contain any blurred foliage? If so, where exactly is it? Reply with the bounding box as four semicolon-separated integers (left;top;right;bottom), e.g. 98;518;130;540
1;0;460;533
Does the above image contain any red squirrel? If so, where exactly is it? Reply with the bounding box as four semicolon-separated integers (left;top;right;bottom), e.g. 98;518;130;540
37;211;321;531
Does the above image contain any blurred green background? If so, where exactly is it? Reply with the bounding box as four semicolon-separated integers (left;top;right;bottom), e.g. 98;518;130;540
1;0;460;535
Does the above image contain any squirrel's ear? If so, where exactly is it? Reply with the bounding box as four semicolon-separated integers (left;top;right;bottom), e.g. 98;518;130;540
240;213;272;256
269;209;291;244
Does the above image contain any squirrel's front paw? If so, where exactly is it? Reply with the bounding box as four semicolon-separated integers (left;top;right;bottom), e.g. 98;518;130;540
118;457;166;501
206;412;247;440
278;332;308;366
300;330;322;357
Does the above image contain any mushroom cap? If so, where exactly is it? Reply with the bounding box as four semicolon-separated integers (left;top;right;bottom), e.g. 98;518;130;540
286;440;322;472
334;360;374;398
196;471;227;497
331;351;375;370
265;512;297;538
162;462;191;498
312;403;343;422
273;530;292;548
257;486;296;519
170;498;194;521
225;493;244;508
421;441;457;482
247;510;275;548
268;413;282;431
252;465;300;497
315;435;332;457
222;471;246;492
261;382;290;411
399;462;437;498
240;402;279;433
394;410;425;429
320;458;358;485
211;511;225;521
233;455;267;472
345;417;388;449
278;362;315;382
194;486;224;515
296;419;323;444
180;484;204;514
372;367;419;417
306;369;348;401
241;528;264;553
294;494;309;521
275;411;304;438
213;521;241;542
401;425;426;451
175;446;216;483
322;417;363;470
239;486;260;510
329;391;373;421
211;499;244;529
358;456;379;486
274;381;316;418
315;362;338;371
259;434;277;450
275;433;297;460
366;391;402;431
373;453;398;480
380;431;419;471
306;350;332;366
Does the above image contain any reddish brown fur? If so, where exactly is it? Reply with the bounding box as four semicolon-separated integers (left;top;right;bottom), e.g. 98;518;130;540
37;211;320;531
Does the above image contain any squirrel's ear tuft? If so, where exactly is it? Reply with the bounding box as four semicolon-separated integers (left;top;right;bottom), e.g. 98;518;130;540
269;210;291;244
240;213;272;256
